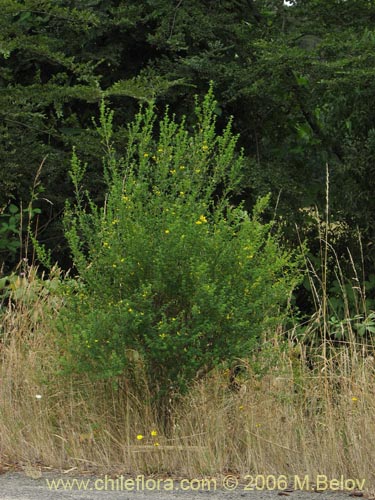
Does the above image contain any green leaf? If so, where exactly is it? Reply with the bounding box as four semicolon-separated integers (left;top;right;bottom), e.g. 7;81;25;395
8;204;19;215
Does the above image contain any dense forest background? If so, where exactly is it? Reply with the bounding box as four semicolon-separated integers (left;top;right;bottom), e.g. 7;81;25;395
1;0;375;312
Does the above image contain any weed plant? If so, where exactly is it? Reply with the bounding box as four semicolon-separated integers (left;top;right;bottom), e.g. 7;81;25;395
59;88;302;398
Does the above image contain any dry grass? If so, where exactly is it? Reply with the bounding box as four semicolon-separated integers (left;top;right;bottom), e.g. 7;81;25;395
0;266;374;490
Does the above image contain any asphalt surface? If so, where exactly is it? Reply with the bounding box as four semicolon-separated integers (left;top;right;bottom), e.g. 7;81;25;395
0;472;367;500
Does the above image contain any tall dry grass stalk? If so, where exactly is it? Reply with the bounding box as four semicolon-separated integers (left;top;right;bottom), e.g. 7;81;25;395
0;266;374;489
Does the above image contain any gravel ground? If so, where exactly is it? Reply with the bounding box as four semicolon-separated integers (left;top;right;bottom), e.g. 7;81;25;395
0;472;368;500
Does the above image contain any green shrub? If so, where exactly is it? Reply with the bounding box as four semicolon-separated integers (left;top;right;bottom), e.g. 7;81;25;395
58;87;303;396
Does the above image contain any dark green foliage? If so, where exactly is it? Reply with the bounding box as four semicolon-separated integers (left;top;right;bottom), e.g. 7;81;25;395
0;204;21;264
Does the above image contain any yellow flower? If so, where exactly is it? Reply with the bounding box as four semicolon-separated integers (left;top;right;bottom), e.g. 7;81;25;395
154;442;160;447
103;241;110;248
128;308;133;313
179;165;185;170
151;430;158;437
120;258;125;263
239;405;244;410
169;169;176;175
158;148;163;153
351;397;358;402
159;333;167;339
196;215;207;225
111;219;119;225
202;144;209;151
112;264;117;268
143;153;149;158
165;229;170;234
179;191;185;197
136;434;144;440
